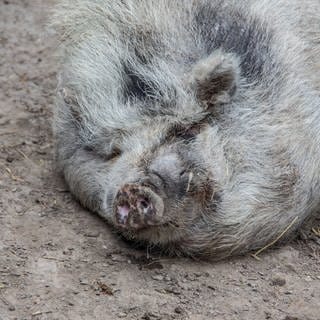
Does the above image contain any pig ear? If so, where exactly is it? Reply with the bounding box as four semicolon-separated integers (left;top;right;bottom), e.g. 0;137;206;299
190;51;240;109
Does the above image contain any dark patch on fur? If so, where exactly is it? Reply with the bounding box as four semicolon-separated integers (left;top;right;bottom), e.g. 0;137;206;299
122;62;154;100
121;27;161;102
166;122;205;143
194;3;280;83
122;60;179;114
120;26;182;115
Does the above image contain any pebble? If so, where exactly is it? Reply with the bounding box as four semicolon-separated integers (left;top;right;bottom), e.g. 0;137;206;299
164;275;171;282
207;285;216;291
271;277;286;287
152;275;164;281
174;307;183;314
79;279;89;285
117;312;127;318
111;254;127;262
6;156;14;163
84;232;100;238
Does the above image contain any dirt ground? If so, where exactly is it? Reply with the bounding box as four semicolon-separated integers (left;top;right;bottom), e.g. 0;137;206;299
0;1;319;319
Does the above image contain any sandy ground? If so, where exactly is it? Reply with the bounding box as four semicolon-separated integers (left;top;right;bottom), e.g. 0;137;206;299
0;1;319;319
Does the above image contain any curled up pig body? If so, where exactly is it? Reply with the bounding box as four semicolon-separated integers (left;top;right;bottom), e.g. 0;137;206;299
51;0;320;259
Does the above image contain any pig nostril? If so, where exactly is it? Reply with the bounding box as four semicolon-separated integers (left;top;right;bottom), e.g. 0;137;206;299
138;197;150;209
117;204;130;224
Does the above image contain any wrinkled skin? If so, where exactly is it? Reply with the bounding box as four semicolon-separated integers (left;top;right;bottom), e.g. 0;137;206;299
52;0;320;259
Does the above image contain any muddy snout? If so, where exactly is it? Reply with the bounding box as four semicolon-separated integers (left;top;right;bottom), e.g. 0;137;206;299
113;184;165;230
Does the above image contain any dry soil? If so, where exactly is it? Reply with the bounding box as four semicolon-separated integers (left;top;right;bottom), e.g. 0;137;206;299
0;1;319;320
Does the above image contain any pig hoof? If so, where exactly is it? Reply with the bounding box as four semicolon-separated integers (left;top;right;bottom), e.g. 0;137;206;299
113;184;164;230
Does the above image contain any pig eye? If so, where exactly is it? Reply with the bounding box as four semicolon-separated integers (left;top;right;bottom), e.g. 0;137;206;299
182;126;201;139
84;144;122;160
176;124;202;140
106;147;122;160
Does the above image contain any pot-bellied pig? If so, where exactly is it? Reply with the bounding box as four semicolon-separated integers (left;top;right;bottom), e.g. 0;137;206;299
51;0;320;259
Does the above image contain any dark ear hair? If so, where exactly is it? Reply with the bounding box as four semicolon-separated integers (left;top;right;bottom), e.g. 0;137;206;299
190;51;240;109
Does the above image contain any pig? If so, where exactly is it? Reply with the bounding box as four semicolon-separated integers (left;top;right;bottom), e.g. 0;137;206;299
51;0;320;259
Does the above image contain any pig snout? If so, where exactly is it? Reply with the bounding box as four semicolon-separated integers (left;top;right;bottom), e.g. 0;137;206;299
113;184;165;230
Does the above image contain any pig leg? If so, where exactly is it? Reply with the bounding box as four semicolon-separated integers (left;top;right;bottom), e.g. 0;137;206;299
59;148;166;230
59;148;113;221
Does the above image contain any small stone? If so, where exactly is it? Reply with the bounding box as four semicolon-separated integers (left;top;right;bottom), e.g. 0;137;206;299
164;286;181;295
6;156;14;163
142;314;151;320
117;312;127;318
164;275;171;281
111;254;127;262
152;275;164;281
141;312;160;320
271;277;286;287
84;232;100;238
174;307;183;314
79;279;89;285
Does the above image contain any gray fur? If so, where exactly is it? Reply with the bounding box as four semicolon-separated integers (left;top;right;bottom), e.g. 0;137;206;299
51;0;320;259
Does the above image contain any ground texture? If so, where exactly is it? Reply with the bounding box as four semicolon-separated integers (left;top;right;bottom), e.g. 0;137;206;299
0;1;319;319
